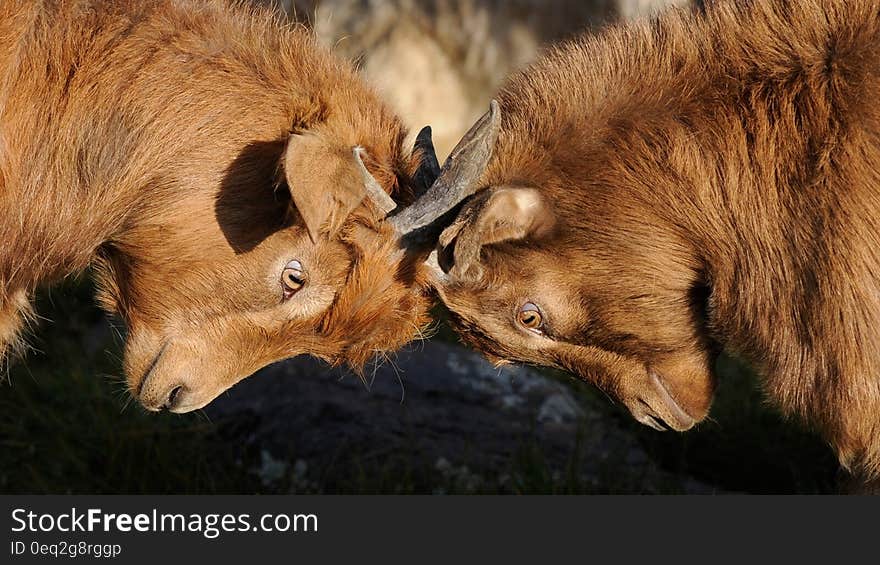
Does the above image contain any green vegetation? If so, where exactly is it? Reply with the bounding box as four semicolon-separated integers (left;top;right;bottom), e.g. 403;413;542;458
0;277;258;494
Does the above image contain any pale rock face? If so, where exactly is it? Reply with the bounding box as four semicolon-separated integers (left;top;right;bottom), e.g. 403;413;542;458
264;0;689;158
343;22;480;161
617;0;690;19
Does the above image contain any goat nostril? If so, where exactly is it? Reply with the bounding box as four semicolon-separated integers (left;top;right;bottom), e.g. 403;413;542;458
165;385;183;410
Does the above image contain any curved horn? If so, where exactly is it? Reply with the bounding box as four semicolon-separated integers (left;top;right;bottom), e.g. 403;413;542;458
354;146;397;215
411;126;442;198
390;100;501;235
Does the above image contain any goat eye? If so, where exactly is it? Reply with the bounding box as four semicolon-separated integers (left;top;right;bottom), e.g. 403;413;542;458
517;302;544;332
281;260;307;298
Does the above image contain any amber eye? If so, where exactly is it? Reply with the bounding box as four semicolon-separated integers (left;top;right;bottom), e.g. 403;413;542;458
517;302;544;332
281;260;307;298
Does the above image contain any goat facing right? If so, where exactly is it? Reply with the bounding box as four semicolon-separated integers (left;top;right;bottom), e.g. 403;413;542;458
430;0;880;487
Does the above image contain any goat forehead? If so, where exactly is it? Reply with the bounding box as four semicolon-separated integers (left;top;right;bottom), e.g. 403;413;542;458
453;257;582;311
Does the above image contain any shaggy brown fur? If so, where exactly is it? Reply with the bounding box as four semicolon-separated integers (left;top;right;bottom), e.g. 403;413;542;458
0;0;432;411
433;0;880;484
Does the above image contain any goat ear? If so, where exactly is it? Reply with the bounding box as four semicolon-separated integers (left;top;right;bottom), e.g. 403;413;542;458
438;186;555;280
283;133;367;242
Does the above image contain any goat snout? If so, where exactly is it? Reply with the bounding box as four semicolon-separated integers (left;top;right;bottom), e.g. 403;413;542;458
630;370;698;432
138;379;187;413
135;346;192;412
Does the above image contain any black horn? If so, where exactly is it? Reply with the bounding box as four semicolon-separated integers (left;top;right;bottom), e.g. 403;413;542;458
410;126;442;198
390;100;501;235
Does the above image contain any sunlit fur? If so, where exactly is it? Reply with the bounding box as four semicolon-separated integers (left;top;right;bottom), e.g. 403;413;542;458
0;0;432;409
436;0;880;484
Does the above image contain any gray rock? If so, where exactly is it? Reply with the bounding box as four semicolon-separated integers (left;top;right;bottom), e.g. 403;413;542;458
206;340;721;493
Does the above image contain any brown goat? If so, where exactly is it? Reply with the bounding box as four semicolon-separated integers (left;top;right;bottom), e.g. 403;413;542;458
0;0;457;412
431;0;880;485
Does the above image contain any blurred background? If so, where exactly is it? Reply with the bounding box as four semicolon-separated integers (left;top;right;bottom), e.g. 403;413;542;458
272;0;692;158
1;0;841;494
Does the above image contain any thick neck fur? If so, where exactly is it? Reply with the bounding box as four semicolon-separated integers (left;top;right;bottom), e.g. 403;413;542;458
489;0;880;476
0;0;404;316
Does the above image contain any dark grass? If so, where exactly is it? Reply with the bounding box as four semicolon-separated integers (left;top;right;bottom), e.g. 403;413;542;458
0;278;841;494
625;356;841;494
579;357;841;494
0;277;259;494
